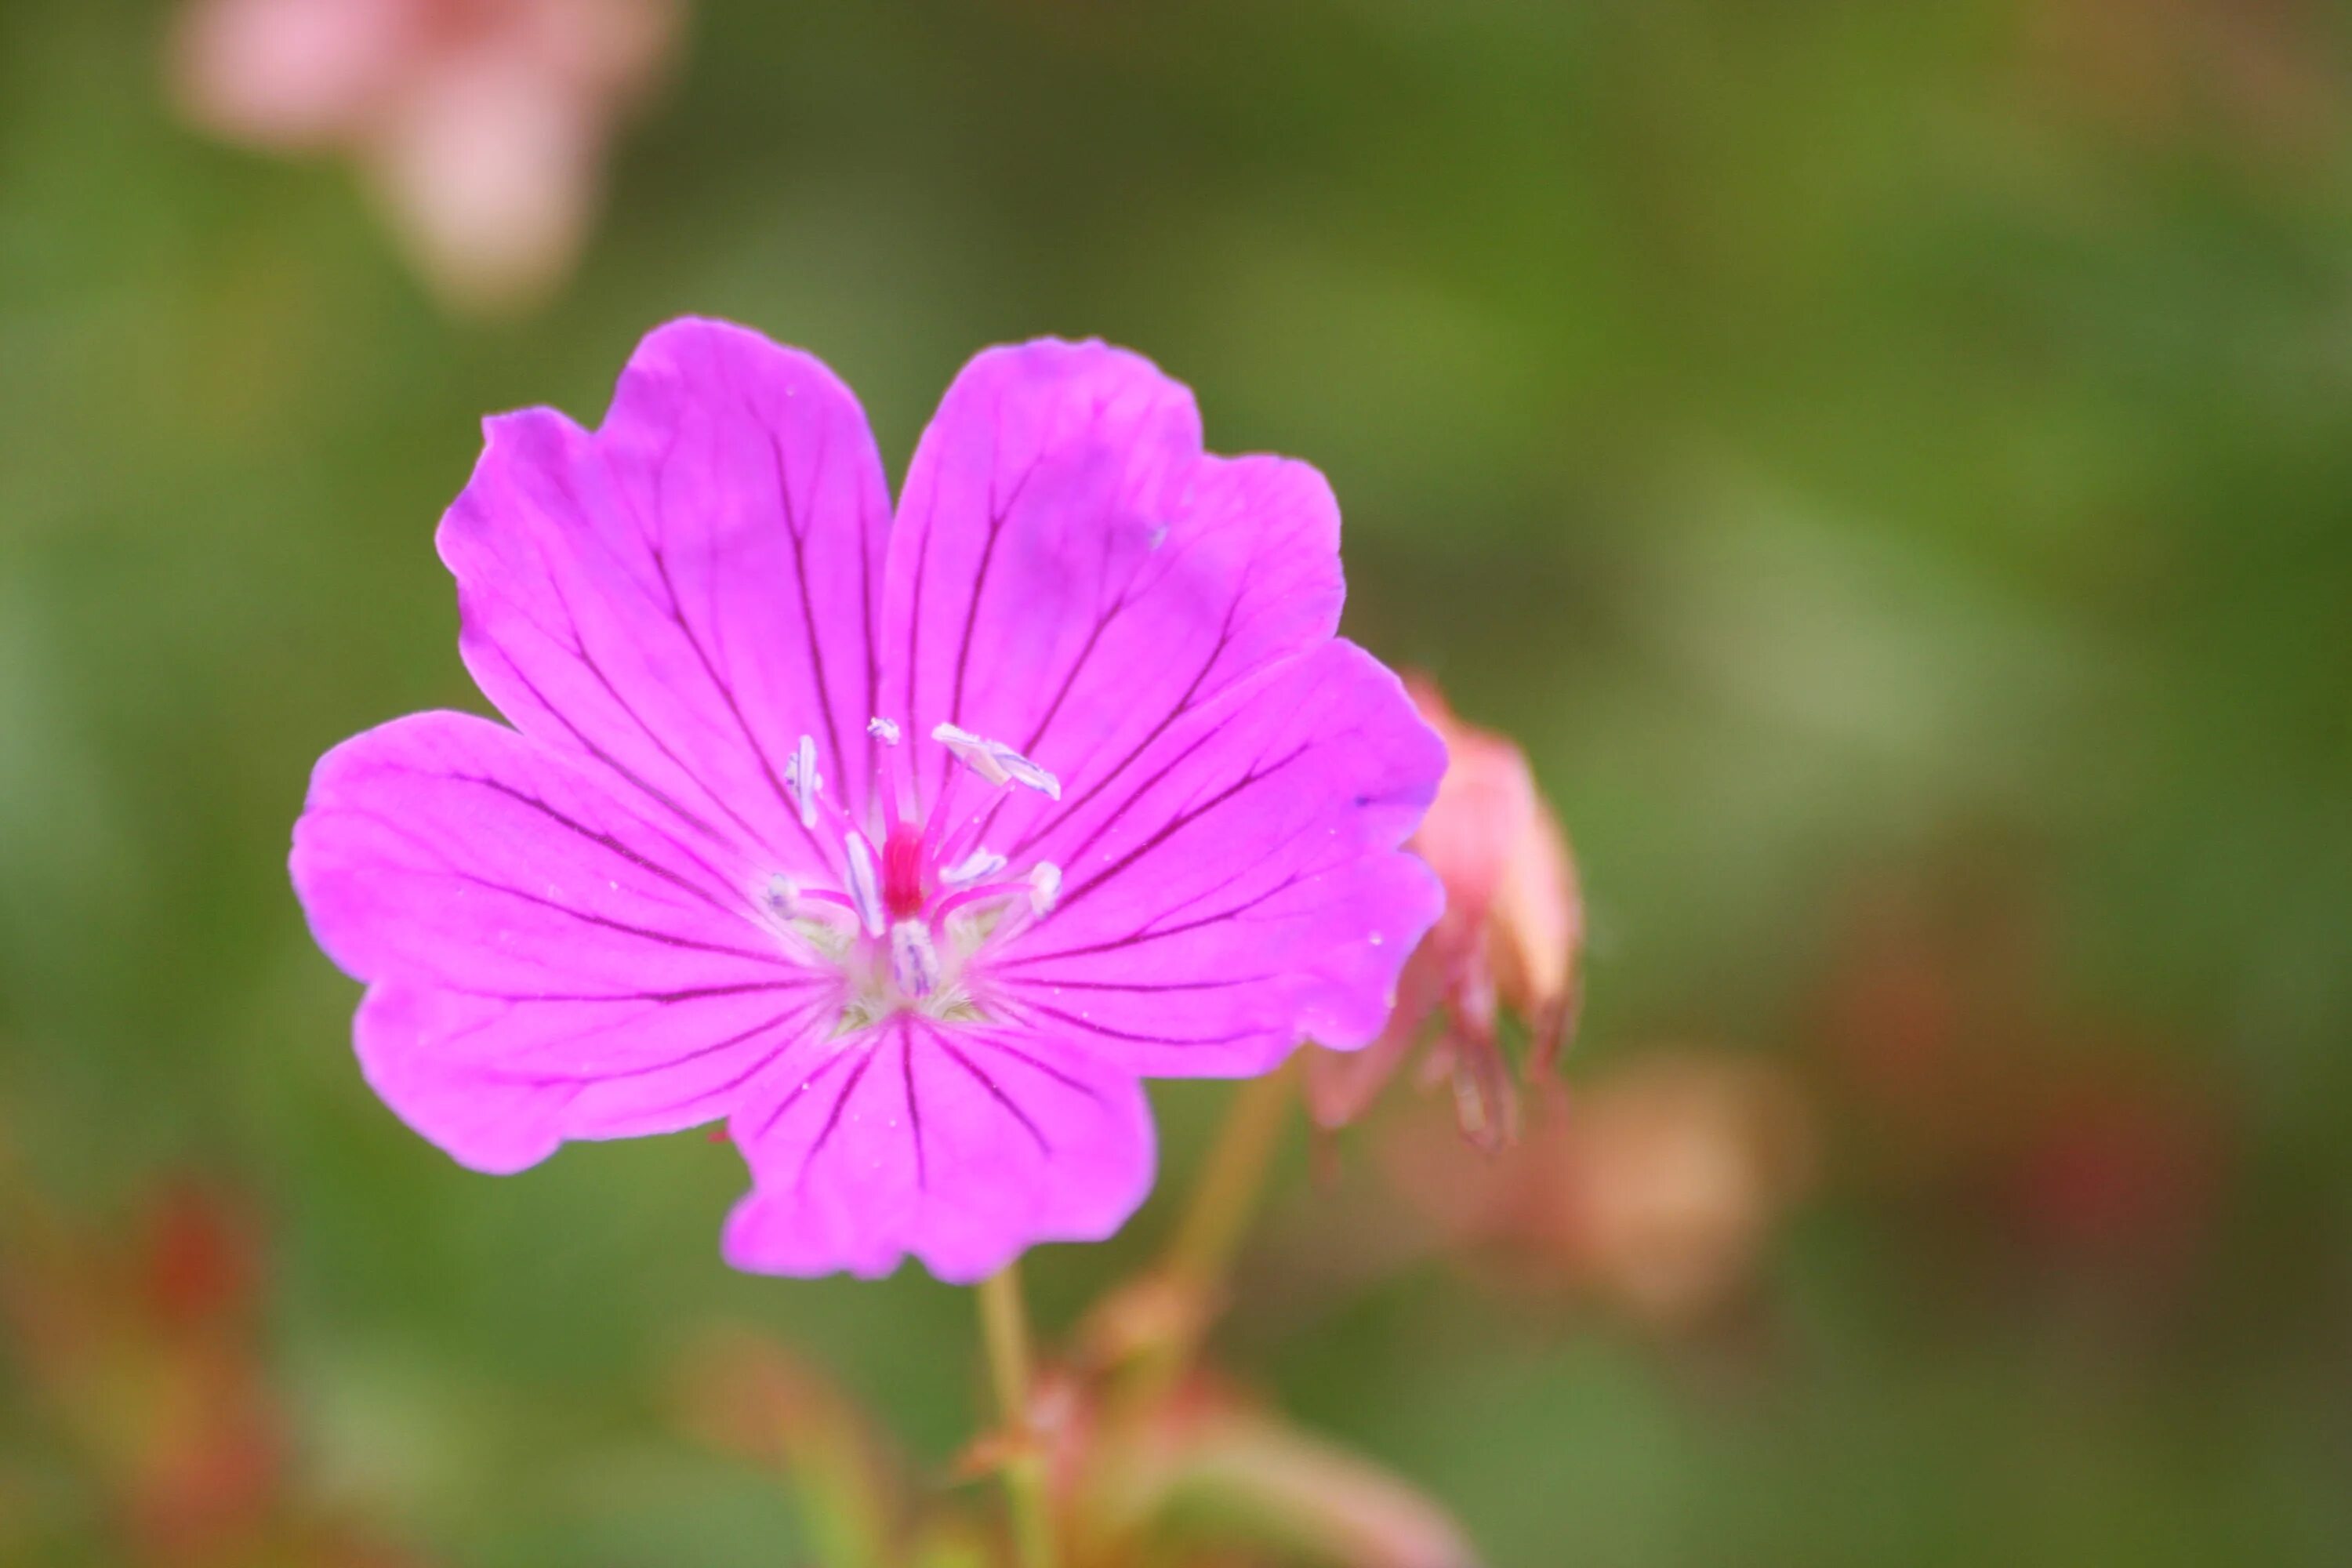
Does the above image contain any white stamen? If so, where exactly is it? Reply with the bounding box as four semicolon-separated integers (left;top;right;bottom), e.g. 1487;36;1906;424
931;722;1060;800
890;918;941;998
843;831;884;936
1028;862;1062;916
992;746;1062;801
867;716;902;745
764;873;797;915
786;734;822;828
942;848;1007;887
931;722;1010;786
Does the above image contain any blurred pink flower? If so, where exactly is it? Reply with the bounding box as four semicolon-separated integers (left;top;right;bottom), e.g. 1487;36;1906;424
169;0;683;314
289;318;1443;1282
1380;1047;1814;1330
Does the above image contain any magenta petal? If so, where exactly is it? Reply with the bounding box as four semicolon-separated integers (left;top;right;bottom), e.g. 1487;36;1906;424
721;1020;1154;1283
439;318;893;869
291;710;834;1171
989;640;1446;1079
354;984;567;1175
881;339;1342;844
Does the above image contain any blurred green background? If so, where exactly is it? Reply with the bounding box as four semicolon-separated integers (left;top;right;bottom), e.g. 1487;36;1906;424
5;1;2352;1563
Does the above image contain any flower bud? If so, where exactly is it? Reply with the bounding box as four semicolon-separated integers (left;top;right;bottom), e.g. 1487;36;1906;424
1308;676;1581;1145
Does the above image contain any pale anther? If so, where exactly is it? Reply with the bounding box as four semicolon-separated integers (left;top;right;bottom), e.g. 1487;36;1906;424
942;848;1007;887
786;734;822;828
890;919;941;999
843;831;884;936
763;873;797;914
867;716;902;745
931;722;1060;800
992;746;1062;801
1028;862;1062;916
931;722;1010;787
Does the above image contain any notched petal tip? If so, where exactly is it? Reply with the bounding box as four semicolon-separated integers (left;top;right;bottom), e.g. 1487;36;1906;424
721;1031;1156;1285
620;314;869;401
953;334;1168;393
431;310;894;852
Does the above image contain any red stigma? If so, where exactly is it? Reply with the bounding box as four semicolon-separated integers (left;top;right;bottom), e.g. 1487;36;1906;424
881;823;927;918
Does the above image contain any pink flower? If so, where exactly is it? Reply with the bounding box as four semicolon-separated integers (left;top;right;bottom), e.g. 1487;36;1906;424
169;0;681;314
290;321;1444;1282
1374;1048;1813;1330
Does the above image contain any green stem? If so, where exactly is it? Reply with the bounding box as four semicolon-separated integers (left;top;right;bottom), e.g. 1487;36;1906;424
1163;1060;1298;1292
1102;1062;1301;1430
978;1263;1057;1568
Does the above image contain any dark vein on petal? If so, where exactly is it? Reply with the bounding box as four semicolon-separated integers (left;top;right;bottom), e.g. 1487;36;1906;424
747;1040;859;1145
487;535;756;858
442;869;800;967
1008;601;1240;860
1014;1001;1256;1050
485;1000;815;1089
1094;831;1272;931
905;480;936;798
441;978;822;1004
487;616;771;875
1007;973;1277;993
649;540;829;866
1019;590;1127;757
949;452;1041;727
900;1018;926;1192
337;794;732;938
461;447;802;879
999;869;1310;967
935;1033;1051;1155
858;466;880;818
448;770;745;920
1036;713;1231;879
967;1033;1105;1104
641;1027;808;1120
774;425;851;811
958;583;1133;852
797;1047;877;1188
613;379;828;866
1054;740;1313;914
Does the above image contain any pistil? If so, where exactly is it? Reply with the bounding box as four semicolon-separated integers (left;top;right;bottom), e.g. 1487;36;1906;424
765;720;1068;1028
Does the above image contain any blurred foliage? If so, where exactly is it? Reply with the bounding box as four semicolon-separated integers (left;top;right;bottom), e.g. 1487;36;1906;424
5;0;2352;1563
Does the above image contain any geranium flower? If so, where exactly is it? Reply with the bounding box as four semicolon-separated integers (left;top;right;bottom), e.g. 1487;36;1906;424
290;320;1444;1282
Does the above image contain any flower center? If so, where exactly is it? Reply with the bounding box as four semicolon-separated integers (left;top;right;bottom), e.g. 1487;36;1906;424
760;719;1062;1033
